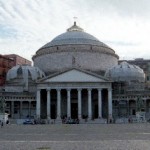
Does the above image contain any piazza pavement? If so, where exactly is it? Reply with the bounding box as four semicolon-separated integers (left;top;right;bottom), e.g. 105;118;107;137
0;123;150;150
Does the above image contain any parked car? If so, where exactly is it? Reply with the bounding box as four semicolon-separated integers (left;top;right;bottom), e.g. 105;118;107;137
66;119;79;124
23;120;34;125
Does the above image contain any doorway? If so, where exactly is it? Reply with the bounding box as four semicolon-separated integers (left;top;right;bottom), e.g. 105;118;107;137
51;104;56;119
94;104;98;118
71;103;78;119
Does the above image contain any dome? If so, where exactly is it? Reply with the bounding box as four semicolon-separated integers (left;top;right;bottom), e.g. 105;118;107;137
105;61;145;82
5;65;45;92
33;22;118;74
40;22;110;49
6;65;45;81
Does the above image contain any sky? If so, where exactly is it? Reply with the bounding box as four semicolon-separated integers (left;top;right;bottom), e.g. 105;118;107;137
0;0;150;61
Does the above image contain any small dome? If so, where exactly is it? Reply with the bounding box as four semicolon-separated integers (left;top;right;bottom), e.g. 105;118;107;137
6;65;45;81
105;61;145;82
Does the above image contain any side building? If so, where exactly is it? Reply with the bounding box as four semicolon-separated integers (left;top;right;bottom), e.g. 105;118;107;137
4;54;32;66
0;55;14;86
105;62;150;122
0;54;32;87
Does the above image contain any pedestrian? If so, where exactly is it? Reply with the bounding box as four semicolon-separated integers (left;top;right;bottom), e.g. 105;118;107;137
1;121;3;128
6;120;9;125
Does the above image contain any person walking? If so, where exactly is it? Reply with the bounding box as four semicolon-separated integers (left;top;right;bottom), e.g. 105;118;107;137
1;121;3;128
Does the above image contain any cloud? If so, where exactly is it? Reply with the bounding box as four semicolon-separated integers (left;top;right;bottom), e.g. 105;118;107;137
0;0;150;61
82;0;150;18
108;0;150;18
106;41;140;46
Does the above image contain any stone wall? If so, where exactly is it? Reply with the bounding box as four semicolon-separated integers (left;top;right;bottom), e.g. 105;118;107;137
33;46;118;74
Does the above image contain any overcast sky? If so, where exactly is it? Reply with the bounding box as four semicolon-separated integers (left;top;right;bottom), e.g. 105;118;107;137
0;0;150;61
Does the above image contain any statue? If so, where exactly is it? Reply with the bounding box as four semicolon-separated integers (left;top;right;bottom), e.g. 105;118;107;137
72;56;76;66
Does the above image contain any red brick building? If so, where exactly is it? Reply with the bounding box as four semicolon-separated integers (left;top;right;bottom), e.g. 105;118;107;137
4;54;31;66
0;54;32;86
0;55;14;86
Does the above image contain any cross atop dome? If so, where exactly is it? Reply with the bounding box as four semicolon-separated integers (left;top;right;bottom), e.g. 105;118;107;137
67;19;84;32
73;16;78;22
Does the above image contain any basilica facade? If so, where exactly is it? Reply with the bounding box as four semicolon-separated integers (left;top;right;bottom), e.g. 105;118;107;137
1;22;149;123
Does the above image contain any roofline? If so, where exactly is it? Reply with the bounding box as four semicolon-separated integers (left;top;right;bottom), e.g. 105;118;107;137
37;67;112;83
32;44;119;60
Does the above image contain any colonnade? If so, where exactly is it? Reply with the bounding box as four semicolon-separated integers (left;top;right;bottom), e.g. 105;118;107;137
113;99;150;117
7;101;34;119
36;88;112;120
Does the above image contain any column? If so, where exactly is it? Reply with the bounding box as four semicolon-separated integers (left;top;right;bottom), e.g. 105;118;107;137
98;88;102;118
11;101;14;119
36;89;41;119
108;88;112;119
67;89;71;118
57;89;61;119
47;89;51;119
88;89;92;119
20;101;22;119
78;88;82;119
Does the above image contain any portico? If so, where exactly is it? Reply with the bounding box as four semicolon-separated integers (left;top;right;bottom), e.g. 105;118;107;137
36;68;112;122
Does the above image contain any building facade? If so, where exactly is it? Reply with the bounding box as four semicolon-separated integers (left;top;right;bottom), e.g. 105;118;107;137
0;54;31;87
0;22;150;123
4;54;31;66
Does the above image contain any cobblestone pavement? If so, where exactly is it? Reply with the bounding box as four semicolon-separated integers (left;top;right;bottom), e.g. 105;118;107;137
1;123;150;150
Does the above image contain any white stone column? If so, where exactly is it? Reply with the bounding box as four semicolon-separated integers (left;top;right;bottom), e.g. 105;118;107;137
36;89;41;119
88;89;92;120
78;88;82;119
67;89;71;118
47;89;51;119
57;89;61;119
11;101;14;119
108;88;112;119
98;88;102;118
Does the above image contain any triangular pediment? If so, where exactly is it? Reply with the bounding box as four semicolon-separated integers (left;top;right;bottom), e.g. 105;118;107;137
40;69;109;83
